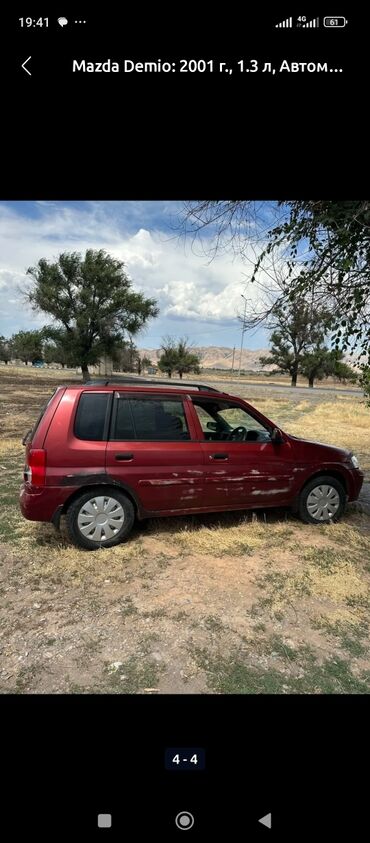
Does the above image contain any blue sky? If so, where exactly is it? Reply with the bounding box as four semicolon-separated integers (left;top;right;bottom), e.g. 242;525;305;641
0;200;273;350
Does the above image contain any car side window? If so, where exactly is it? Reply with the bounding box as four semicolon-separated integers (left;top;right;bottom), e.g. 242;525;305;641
74;393;110;440
193;400;271;442
114;398;136;440
112;397;190;441
194;404;215;430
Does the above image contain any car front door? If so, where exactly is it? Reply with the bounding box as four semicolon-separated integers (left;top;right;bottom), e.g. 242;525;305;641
191;398;295;508
105;392;206;514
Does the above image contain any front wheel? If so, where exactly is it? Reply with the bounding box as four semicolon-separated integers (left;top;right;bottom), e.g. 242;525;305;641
66;487;135;550
298;475;346;524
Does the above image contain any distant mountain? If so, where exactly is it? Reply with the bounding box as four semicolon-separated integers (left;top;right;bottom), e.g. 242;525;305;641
138;346;280;372
138;345;359;372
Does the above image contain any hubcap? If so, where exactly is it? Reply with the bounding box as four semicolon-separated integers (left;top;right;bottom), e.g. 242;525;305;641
306;484;340;521
77;495;124;542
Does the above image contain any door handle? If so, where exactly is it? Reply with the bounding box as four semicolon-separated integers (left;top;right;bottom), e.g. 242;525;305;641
210;453;229;460
115;453;134;461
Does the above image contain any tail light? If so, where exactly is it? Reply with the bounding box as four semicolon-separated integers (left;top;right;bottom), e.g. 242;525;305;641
24;449;46;486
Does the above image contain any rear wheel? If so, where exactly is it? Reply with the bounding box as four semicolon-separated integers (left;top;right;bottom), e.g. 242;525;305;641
66;487;135;550
298;475;346;525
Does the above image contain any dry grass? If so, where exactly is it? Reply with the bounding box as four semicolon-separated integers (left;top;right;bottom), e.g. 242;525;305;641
286;400;370;453
0;365;79;381
200;369;361;389
259;543;370;609
147;516;294;556
0;439;22;457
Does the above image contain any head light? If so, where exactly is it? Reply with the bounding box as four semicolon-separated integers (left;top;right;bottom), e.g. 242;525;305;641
351;454;360;469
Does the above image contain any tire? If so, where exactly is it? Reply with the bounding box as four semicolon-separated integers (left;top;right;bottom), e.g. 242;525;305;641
66;486;135;550
298;475;346;525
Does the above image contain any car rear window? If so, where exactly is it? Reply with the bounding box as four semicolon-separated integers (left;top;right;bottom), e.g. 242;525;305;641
74;392;110;440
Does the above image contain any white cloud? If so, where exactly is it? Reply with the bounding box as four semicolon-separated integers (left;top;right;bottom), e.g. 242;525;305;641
0;202;266;344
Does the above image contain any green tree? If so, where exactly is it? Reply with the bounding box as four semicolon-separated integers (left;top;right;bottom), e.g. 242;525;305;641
112;341;135;373
11;330;43;365
0;336;12;365
41;327;74;368
26;249;158;381
133;346;143;375
125;338;141;374
141;355;154;370
329;352;358;384
158;337;201;379
112;340;149;374
260;331;299;386
182;201;370;361
43;340;71;368
175;338;201;379
299;348;356;388
299;347;331;388
259;301;330;386
158;337;179;378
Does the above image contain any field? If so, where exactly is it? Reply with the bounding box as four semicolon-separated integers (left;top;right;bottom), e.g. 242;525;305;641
1;366;370;695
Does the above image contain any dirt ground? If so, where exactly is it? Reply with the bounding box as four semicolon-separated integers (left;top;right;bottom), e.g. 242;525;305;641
1;366;370;695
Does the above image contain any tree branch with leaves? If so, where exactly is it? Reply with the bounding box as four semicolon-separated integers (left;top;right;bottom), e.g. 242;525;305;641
181;200;370;364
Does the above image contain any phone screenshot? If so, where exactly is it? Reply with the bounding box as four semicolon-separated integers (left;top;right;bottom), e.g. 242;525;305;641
1;8;369;838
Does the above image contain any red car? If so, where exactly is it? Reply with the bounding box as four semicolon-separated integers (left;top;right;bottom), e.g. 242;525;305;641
19;377;364;550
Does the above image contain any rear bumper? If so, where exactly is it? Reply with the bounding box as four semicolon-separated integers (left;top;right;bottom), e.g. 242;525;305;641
19;483;74;522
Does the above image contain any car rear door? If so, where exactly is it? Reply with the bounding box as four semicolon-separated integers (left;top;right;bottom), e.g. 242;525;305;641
105;392;206;513
43;389;110;486
190;397;296;508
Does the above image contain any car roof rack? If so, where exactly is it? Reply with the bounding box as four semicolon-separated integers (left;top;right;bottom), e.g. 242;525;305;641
86;376;221;392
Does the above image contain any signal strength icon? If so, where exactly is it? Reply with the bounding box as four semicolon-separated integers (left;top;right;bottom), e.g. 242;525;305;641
275;17;293;28
302;17;320;27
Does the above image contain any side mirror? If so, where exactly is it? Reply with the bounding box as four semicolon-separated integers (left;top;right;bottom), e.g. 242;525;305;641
270;427;283;444
206;422;218;431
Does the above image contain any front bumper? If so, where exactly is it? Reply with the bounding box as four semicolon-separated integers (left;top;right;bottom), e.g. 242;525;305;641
347;469;364;501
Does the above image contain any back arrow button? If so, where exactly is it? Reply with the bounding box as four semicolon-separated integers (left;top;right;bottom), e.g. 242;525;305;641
22;56;32;76
258;813;272;829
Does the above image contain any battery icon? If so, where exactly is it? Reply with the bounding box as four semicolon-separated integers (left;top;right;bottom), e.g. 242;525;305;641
323;16;348;27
